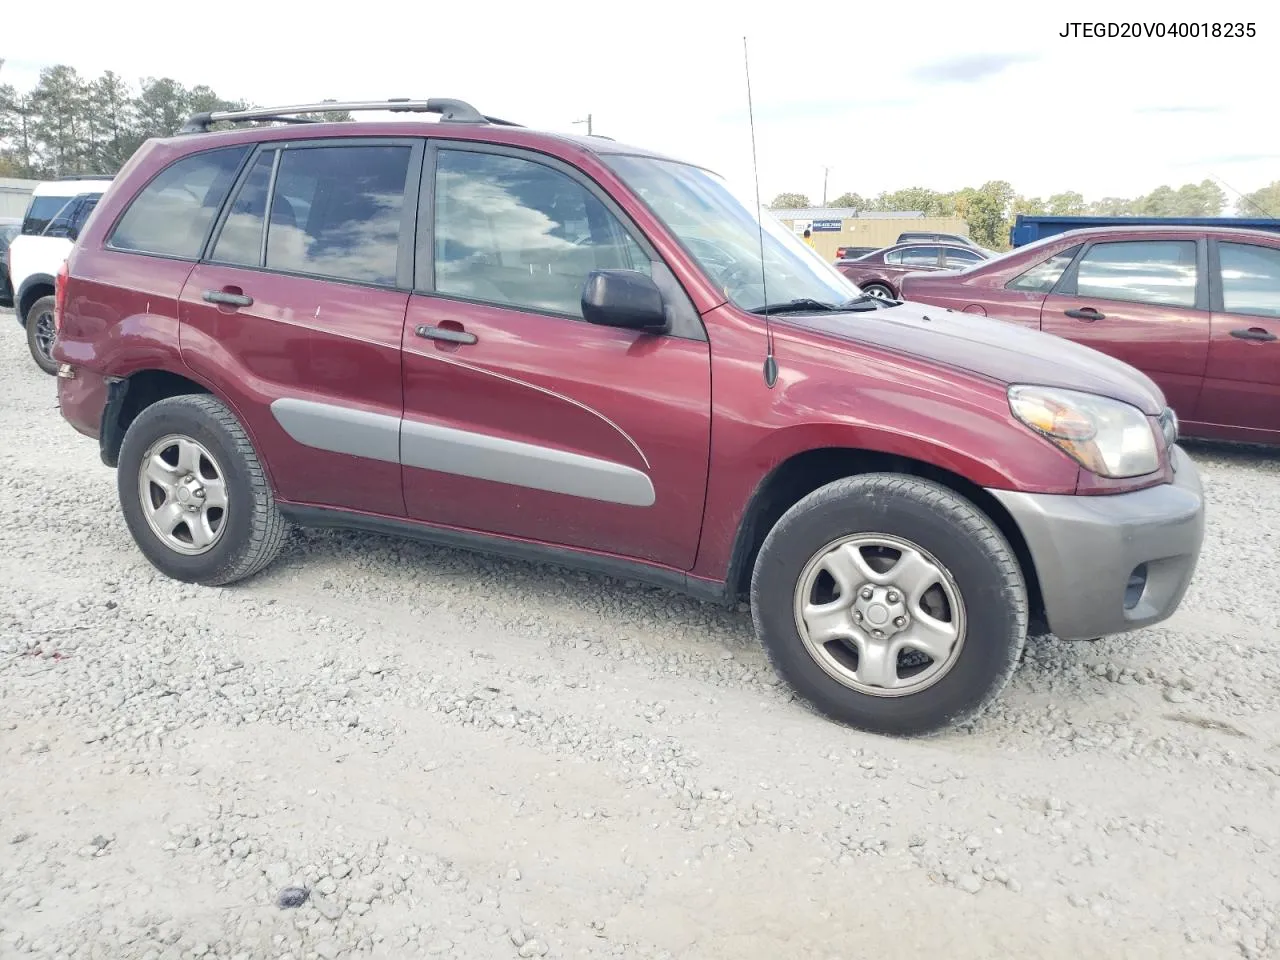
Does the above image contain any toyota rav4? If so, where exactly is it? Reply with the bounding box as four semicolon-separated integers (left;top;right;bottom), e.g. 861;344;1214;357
51;97;1205;735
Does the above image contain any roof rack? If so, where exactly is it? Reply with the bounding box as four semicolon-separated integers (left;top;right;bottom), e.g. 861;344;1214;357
178;98;523;134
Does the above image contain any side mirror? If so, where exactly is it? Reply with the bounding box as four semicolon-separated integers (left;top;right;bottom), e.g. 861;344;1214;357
581;270;670;334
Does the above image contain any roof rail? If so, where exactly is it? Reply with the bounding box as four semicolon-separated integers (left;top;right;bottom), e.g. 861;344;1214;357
177;98;522;134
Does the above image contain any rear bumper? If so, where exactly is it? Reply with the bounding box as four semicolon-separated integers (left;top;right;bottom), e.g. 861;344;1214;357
987;445;1205;640
56;364;111;443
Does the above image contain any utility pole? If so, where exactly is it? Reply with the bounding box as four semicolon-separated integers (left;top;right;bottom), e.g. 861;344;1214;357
822;166;830;206
574;113;593;136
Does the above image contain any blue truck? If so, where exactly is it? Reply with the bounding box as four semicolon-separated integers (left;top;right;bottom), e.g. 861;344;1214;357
1009;214;1280;247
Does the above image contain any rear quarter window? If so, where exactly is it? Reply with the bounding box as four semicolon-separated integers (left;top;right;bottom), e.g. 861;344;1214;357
108;147;251;259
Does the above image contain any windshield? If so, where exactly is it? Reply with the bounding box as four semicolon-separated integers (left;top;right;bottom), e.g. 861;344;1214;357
604;154;863;312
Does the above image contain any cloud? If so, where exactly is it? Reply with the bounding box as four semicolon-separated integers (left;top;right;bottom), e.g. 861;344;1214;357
715;98;916;125
1135;105;1221;115
910;53;1035;84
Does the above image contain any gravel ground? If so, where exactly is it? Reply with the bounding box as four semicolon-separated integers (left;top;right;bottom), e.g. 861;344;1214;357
2;306;1279;960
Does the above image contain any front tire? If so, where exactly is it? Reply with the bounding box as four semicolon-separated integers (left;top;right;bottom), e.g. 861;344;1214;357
117;394;288;586
750;473;1028;736
860;283;895;301
25;295;58;375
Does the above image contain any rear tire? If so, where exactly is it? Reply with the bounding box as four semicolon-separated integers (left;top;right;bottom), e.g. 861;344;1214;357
25;295;58;375
750;473;1028;736
861;283;895;301
117;394;288;586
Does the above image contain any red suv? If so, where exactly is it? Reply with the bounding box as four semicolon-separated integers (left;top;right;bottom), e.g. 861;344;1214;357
52;98;1205;735
899;226;1280;445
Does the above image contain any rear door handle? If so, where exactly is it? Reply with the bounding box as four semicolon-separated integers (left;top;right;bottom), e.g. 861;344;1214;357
1064;307;1104;321
203;289;253;307
1230;327;1277;342
415;324;477;345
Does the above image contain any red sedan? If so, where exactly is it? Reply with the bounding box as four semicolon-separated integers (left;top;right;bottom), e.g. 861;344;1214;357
835;241;990;301
900;226;1280;446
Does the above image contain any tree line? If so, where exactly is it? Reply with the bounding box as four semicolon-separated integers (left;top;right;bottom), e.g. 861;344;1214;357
772;178;1280;250
0;60;350;180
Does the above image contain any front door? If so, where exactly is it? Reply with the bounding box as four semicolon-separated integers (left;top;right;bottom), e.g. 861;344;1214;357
1040;236;1210;419
400;143;712;569
1197;238;1280;440
179;138;422;516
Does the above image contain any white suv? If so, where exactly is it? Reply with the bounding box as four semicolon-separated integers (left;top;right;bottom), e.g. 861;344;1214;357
9;176;112;373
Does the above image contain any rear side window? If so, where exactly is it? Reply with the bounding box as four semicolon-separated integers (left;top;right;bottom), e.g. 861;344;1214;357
898;246;940;267
210;152;276;267
109;147;249;259
22;195;76;236
265;145;412;286
1006;245;1080;293
1219;242;1280;318
1074;240;1198;308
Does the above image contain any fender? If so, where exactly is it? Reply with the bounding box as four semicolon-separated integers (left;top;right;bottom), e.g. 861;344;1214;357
15;273;56;326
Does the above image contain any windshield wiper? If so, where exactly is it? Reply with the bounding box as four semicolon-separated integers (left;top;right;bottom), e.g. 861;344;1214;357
748;298;841;315
837;295;893;311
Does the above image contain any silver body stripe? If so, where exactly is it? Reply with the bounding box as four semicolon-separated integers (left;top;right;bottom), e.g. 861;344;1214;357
269;397;655;508
271;397;401;464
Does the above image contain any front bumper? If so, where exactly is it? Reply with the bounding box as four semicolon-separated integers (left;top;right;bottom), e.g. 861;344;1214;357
987;445;1205;640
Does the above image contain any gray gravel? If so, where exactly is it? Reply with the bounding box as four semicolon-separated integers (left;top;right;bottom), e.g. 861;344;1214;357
2;307;1279;960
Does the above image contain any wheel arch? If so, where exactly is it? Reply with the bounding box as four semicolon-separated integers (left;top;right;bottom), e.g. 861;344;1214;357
101;368;217;468
16;274;56;325
723;446;1046;631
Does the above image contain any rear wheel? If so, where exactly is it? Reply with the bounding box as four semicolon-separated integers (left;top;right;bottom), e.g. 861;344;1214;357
117;394;288;586
25;295;58;375
750;473;1028;736
861;283;895;301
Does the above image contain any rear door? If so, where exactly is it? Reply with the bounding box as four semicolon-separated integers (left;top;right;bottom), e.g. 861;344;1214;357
1196;238;1280;439
179;137;422;516
1040;237;1210;417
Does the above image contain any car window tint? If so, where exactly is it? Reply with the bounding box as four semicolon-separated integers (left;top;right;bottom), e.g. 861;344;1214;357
22;195;79;236
1219;242;1280;318
883;250;903;264
433;150;650;318
1006;245;1081;292
210;151;277;267
264;145;411;286
1074;240;1198;307
109;147;249;258
899;246;940;267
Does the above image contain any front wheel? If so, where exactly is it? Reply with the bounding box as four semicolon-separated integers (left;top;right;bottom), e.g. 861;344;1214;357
25;295;58;375
750;473;1028;736
117;394;288;586
860;283;895;301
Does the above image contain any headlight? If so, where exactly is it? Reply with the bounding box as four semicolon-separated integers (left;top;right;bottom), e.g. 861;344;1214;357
1008;384;1159;478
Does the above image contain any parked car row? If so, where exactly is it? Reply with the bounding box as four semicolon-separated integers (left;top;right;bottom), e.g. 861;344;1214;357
835;241;993;300
6;175;112;372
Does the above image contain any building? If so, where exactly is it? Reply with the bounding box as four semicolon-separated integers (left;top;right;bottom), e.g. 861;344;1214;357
770;207;971;261
0;178;39;220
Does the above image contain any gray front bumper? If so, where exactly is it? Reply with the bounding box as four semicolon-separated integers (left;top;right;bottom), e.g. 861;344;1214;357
987;446;1205;640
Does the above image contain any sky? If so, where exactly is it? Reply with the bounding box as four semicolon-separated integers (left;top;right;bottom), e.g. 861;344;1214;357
3;0;1277;208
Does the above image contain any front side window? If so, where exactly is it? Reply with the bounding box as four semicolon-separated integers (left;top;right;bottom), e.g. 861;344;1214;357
22;195;79;236
603;154;859;311
265;145;412;286
432;150;650;318
1219;242;1280;318
1006;244;1081;293
1074;240;1198;308
109;147;249;258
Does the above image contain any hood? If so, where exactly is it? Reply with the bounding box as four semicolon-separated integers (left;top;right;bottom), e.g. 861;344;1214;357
795;301;1166;416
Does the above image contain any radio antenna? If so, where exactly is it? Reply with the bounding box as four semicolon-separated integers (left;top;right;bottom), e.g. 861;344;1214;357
1211;173;1278;220
743;35;778;388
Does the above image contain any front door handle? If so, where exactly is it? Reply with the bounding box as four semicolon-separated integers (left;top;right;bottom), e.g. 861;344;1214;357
1064;307;1105;321
1230;327;1278;343
415;324;477;345
203;289;253;307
